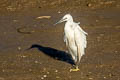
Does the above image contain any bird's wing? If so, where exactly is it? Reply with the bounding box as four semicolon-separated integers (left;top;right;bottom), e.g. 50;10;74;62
63;32;68;46
74;24;87;57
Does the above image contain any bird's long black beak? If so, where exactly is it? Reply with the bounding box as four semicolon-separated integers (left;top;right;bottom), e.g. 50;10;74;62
54;18;65;25
54;20;61;25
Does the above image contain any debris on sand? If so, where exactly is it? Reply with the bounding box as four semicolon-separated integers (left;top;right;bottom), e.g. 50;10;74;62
17;27;35;34
36;16;51;19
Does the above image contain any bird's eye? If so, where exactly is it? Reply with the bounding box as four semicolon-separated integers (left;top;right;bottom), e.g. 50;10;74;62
65;18;67;19
63;18;67;20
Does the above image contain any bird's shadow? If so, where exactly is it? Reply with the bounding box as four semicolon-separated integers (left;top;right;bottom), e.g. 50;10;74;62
28;44;75;65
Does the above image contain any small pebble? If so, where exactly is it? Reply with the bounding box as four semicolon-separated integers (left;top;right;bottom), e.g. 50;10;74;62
47;72;50;74
104;76;106;79
29;69;32;71
99;34;104;36
56;76;60;79
41;77;44;79
89;77;93;80
96;20;99;22
115;51;118;53
43;68;46;71
55;70;58;72
18;46;21;50
2;69;5;72
35;61;38;63
58;11;61;14
21;55;26;58
13;20;18;22
43;75;47;78
88;72;92;74
87;3;92;7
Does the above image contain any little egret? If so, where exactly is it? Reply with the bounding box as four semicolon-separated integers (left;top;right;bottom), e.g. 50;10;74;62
55;14;88;71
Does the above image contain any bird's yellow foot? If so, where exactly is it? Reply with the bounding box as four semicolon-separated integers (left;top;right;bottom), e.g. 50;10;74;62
70;66;79;72
70;68;79;72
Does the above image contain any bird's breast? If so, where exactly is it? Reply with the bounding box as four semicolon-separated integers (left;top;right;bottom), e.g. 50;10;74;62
64;25;74;38
64;25;76;46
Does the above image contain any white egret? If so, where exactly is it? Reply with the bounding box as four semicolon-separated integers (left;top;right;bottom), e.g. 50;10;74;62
55;14;88;71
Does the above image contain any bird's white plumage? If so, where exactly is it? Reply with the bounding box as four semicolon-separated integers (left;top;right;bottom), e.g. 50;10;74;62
56;14;87;66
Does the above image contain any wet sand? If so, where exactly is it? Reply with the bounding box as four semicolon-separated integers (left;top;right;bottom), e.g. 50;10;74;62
0;0;120;80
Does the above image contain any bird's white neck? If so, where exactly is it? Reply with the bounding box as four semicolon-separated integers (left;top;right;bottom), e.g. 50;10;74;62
66;18;73;24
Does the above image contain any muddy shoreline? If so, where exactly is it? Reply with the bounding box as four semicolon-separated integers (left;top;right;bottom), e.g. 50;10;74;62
0;0;120;80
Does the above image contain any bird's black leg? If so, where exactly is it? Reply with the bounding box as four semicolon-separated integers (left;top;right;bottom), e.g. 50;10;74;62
70;65;79;72
70;60;80;72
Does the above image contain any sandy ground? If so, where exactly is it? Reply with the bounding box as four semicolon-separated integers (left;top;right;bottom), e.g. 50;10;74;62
0;0;120;80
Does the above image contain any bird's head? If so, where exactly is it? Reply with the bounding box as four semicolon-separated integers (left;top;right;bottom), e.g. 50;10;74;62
54;14;73;25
